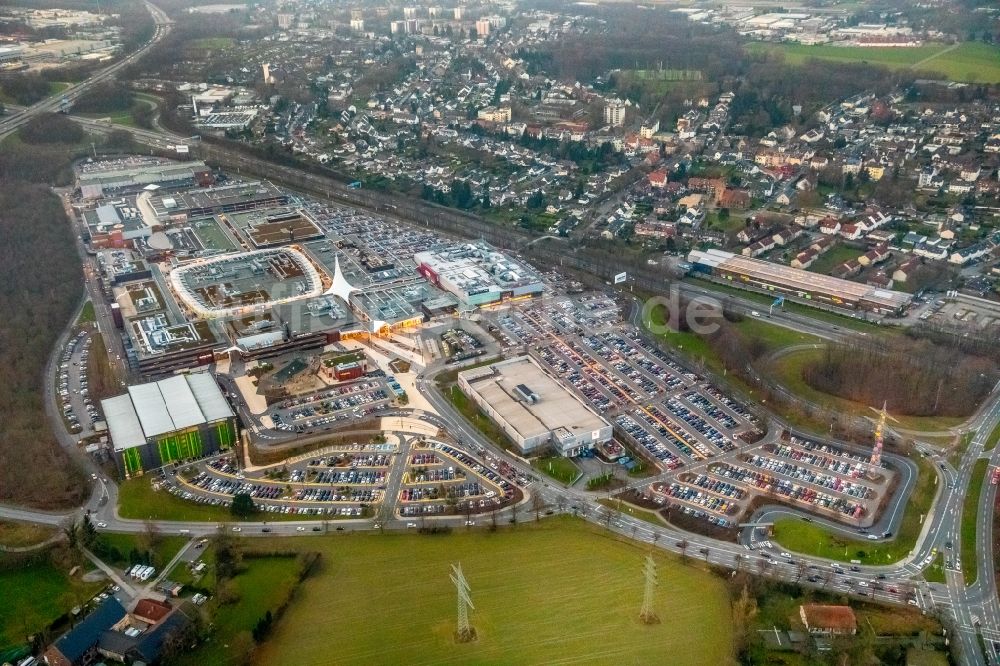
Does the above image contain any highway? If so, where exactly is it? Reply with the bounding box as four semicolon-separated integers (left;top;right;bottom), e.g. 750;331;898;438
0;1;172;141
0;7;997;657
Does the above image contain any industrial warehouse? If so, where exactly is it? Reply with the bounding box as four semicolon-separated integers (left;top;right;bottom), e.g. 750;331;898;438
687;249;913;315
457;356;613;456
101;373;237;475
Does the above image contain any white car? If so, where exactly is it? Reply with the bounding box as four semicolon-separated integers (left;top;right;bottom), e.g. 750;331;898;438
96;522;107;528
295;526;305;532
857;581;869;588
232;526;242;532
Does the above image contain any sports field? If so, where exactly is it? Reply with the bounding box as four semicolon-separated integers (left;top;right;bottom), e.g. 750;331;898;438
748;41;1000;84
252;518;733;665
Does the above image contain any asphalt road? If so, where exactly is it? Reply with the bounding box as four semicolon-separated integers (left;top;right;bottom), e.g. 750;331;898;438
2;13;998;658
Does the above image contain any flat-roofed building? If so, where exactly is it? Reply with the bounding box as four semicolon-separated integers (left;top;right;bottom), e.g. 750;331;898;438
458;356;612;456
414;241;544;309
102;372;237;476
688;248;911;315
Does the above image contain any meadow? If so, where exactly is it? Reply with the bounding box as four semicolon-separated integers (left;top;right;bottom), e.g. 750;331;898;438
252;517;733;665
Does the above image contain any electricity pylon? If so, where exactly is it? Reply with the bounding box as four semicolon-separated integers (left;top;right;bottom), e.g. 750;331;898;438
450;563;476;642
640;554;660;624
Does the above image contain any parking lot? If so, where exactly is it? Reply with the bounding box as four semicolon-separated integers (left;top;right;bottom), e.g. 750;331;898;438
168;442;398;517
268;378;392;433
489;297;762;470
58;330;102;435
488;295;893;531
397;441;520;519
165;435;527;521
643;433;894;530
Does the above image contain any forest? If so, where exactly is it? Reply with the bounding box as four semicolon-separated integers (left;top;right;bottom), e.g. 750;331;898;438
802;339;997;418
0;181;87;508
0;114;121;508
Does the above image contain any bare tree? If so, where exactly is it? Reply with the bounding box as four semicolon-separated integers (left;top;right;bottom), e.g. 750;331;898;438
531;492;547;522
699;546;710;562
733;552;743;572
62;517;78;549
509;499;519;525
796;562;808;583
555;495;567;514
375;501;394;533
676;539;689;562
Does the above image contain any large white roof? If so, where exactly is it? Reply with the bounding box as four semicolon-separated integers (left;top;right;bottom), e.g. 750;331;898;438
128;382;176;439
102;395;147;452
158;374;206;431
105;373;233;448
186;372;234;422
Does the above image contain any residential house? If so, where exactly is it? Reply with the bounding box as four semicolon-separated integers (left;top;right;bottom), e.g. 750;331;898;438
791;248;818;269
719;188;751;210
647;169;668;189
892;256;921;283
819;218;841;236
949;242;992;265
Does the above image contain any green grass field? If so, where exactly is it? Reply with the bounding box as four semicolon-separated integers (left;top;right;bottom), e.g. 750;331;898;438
806;244;861;275
0;559;103;651
176;555;302;666
252;518;733;665
532;455;581;485
984;420;1000;452
748;41;1000;84
76;111;137;127
924;552;946;583
191;218;237;251
188;36;236;50
960;459;988;584
0;520;56;548
772;454;938;564
76;301;96;325
91;532;188;570
642;291;823;377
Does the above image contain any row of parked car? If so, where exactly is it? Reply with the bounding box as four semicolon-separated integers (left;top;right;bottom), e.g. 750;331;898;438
616;413;683;469
407;466;461;483
308;453;392;469
645;403;715;459
664;397;737;454
742;453;875;499
652;481;740;516
291;487;378;503
312;469;386;485
710;462;865;519
602;330;689;391
59;332;99;433
766;442;867;478
679;473;748;500
682;391;740;431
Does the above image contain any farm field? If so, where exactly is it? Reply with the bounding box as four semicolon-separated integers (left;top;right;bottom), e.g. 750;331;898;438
748;41;1000;84
252;518;733;665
